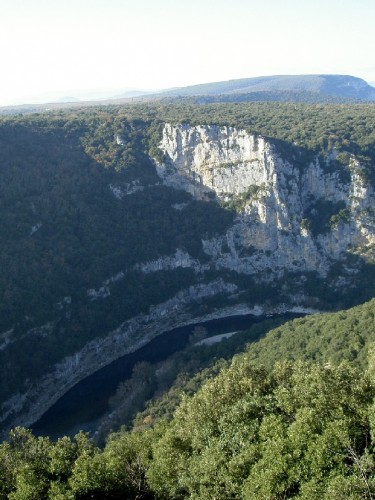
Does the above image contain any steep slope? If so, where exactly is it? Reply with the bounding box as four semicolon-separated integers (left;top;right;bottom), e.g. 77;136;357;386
156;123;374;283
134;298;375;430
1;300;375;499
0;115;236;435
0;102;374;436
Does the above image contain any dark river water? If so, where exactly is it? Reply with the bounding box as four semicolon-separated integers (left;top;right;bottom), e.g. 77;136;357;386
32;312;301;438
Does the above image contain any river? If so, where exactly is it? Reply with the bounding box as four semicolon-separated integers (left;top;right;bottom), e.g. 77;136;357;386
32;312;301;439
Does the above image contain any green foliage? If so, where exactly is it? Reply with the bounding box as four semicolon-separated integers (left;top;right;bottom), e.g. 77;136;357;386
0;112;234;402
128;101;375;174
147;361;375;499
329;207;352;228
1;100;375;450
220;184;265;212
135;298;375;439
1;300;375;498
94;318;284;440
303;199;347;236
243;298;375;369
0;427;155;499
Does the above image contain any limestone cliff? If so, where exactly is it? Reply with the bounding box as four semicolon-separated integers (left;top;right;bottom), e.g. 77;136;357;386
0;279;239;435
1;121;374;437
156;123;375;278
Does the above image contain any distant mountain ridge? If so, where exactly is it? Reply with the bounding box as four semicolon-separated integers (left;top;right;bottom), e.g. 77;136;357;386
158;74;375;101
1;74;374;114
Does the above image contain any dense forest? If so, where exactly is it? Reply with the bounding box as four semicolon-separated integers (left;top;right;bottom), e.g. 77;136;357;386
0;109;236;403
1;100;375;498
0;299;374;499
0;101;373;403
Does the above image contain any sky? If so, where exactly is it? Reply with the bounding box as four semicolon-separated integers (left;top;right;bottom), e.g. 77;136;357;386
1;0;375;106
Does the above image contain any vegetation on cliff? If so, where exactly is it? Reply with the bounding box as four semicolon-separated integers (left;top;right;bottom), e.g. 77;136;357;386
0;299;375;498
0;100;374;435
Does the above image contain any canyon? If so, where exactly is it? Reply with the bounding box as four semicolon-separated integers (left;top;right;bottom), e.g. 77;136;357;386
0;117;374;437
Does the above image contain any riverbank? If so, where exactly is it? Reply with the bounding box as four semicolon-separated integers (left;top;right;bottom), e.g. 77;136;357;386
32;310;306;440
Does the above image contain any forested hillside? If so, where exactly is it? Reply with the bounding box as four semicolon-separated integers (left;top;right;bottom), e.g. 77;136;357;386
0;299;374;499
132;298;375;430
0;101;375;436
0;111;233;403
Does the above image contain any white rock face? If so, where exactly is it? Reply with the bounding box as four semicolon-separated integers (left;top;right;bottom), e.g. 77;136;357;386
156;123;271;199
157;123;375;277
2;122;374;436
135;249;207;274
109;181;144;198
0;279;239;435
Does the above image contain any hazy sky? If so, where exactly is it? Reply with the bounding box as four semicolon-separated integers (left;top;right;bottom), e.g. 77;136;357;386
1;0;374;105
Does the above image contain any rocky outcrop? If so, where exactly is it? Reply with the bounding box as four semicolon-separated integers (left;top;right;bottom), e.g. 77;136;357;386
109;181;144;198
0;279;239;437
156;123;375;277
2;122;374;436
156;124;270;199
134;249;207;274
